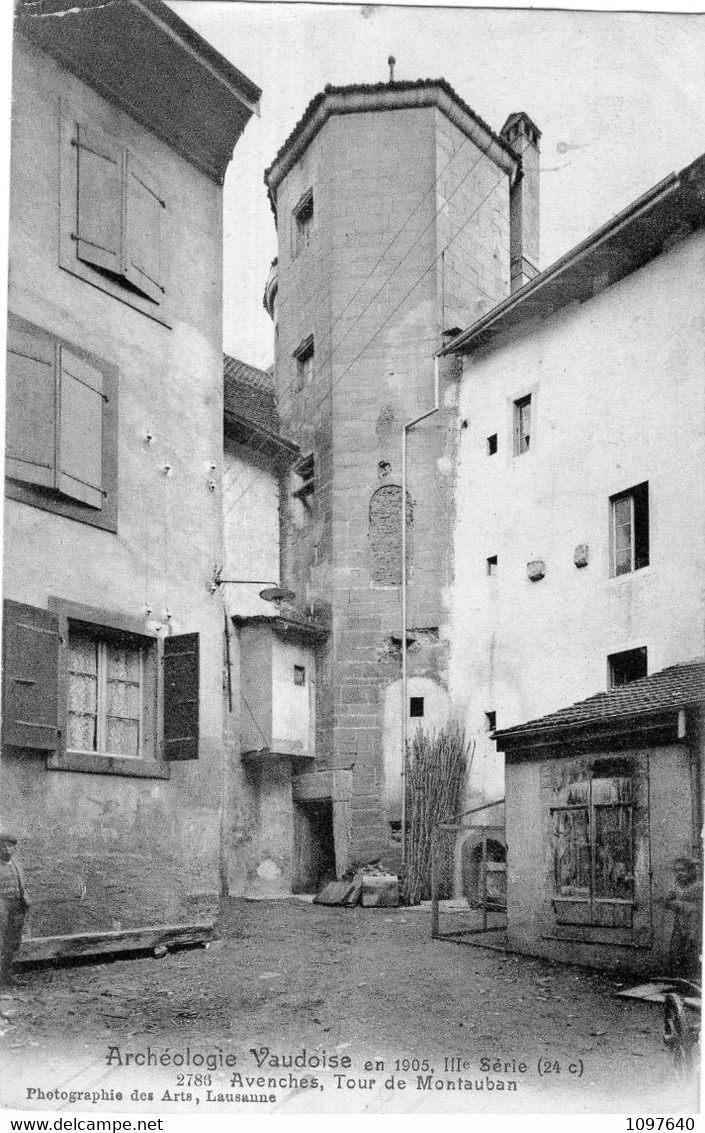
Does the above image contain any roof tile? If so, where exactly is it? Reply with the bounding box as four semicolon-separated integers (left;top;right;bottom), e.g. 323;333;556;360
494;658;705;743
223;353;277;435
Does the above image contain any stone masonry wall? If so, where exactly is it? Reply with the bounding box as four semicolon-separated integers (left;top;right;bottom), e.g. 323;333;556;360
274;97;512;871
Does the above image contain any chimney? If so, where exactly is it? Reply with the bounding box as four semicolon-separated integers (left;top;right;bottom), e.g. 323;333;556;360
501;112;541;292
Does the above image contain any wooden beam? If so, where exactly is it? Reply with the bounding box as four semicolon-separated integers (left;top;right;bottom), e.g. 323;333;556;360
16;922;214;965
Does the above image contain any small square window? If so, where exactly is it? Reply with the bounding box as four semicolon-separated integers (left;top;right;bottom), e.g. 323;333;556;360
487;434;498;456
485;711;497;731
513;395;531;455
294;335;314;392
610;482;649;577
293;189;314;257
486;555;498;576
409;696;424;718
294;665;306;686
608;647;647;689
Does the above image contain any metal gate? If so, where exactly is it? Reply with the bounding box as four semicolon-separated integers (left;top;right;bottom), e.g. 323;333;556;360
430;801;508;943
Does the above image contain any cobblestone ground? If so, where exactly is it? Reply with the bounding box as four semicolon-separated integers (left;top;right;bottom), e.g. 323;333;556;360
0;898;699;1115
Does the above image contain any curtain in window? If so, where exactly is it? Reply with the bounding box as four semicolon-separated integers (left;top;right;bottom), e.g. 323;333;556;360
68;634;98;751
106;643;141;757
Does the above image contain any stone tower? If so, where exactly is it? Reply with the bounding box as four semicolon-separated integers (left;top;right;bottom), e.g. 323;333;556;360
264;79;539;881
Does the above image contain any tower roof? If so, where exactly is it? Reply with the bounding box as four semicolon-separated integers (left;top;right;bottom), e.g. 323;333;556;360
264;78;519;213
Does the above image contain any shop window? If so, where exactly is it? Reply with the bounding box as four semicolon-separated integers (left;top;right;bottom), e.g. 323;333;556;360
610;482;649;576
2;599;199;775
4;314;118;532
292;189;313;257
60;112;168;325
609;647;648;688
369;485;413;586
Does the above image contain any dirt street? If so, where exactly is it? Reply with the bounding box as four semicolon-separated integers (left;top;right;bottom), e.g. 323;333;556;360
0;897;699;1115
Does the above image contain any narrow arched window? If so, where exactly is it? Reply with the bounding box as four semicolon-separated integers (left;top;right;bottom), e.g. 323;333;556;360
369;485;413;586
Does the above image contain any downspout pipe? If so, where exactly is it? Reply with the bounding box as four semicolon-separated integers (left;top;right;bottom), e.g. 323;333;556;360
401;353;441;871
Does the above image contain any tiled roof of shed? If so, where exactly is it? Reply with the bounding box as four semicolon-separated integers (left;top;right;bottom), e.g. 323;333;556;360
223;354;277;435
264;78;515;184
494;659;705;746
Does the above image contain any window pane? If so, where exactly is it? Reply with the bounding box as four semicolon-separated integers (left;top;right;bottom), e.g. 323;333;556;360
594;804;634;899
105;642;141;757
614;550;632;576
554;808;590;897
106;717;140;758
615;521;631;551
67;634;98;751
613;495;633;574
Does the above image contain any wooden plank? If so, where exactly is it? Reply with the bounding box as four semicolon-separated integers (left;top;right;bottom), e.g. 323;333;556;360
313;880;356;906
617;983;701;1009
16;922;214;964
343;877;363;906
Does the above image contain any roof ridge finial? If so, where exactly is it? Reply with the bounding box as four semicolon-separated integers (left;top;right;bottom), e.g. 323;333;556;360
388;55;396;83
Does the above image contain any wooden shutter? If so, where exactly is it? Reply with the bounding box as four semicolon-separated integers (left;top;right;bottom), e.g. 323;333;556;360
75;123;123;277
5;318;56;488
56;346;104;509
2;600;60;752
163;633;199;761
124;152;164;305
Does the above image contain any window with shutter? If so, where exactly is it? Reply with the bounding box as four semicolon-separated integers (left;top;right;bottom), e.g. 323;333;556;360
124;153;165;305
45;599;176;779
5;314;118;532
63;622;155;762
57;347;105;510
5;321;56;490
60;110;169;325
163;634;200;762
75;124;123;278
2;600;60;753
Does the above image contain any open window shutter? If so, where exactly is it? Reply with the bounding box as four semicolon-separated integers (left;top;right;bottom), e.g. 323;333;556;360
2;600;60;752
56;346;104;509
124;152;164;305
163;633;199;761
5;318;56;488
75;124;123;277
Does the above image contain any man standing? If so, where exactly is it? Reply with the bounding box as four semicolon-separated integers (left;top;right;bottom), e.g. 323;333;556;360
665;856;703;980
0;833;28;987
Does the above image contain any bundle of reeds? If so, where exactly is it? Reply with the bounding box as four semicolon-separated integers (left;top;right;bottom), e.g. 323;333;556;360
402;720;471;906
